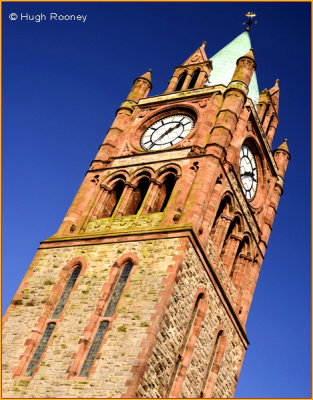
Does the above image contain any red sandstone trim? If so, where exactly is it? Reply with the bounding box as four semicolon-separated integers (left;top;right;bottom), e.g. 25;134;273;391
201;325;227;398
121;238;190;398
67;253;139;379
12;257;87;379
168;289;208;397
38;230;251;347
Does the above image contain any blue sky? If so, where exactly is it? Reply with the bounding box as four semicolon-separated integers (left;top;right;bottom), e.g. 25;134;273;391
2;2;311;397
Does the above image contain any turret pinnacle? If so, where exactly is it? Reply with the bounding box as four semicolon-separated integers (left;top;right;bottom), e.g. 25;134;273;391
276;138;290;155
273;139;290;179
139;69;152;84
126;69;152;103
237;48;256;63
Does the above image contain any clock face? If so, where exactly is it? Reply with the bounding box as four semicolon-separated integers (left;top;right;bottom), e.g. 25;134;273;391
140;114;194;151
239;144;258;201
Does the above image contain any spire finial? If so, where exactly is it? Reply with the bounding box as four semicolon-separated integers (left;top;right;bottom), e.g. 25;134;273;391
243;12;257;31
202;41;207;48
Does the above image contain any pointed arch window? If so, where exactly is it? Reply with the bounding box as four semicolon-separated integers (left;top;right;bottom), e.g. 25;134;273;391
166;293;205;397
124;177;150;216
200;330;226;398
188;69;200;89
175;71;187;91
153;174;176;213
78;263;133;377
101;180;125;218
24;265;82;377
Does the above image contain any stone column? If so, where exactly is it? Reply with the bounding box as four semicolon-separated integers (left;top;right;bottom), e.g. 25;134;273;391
90;184;112;219
211;214;233;258
115;182;136;216
239;257;260;325
141;179;161;214
221;234;242;275
232;254;252;311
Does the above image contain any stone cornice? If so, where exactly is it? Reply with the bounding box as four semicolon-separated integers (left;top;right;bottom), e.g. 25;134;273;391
138;85;226;107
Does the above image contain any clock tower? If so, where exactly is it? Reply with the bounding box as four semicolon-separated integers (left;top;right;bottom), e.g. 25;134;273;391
3;29;289;398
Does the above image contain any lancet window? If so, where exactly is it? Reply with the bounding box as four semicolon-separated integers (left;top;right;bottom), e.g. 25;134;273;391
100;179;125;218
188;69;200;89
200;330;226;398
166;293;206;397
24;265;82;377
151;173;176;213
78;263;133;377
175;71;187;91
124;176;150;216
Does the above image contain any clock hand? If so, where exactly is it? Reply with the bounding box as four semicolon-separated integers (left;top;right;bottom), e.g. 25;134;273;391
242;171;254;178
153;123;181;144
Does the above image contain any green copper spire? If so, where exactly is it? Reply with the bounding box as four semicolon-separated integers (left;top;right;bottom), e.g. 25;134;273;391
205;31;259;105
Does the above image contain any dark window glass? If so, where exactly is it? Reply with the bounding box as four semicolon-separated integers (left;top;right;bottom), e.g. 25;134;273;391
104;264;133;317
79;263;133;377
175;72;187;91
24;323;56;376
51;266;81;319
79;321;109;377
188;69;200;89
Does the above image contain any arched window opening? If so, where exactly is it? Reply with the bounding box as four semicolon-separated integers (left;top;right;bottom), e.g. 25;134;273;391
200;330;225;398
79;263;133;377
211;197;231;236
229;240;245;279
52;266;81;319
124;177;150;216
153;174;176;213
230;237;249;279
175;72;187;91
166;293;204;397
221;216;239;255
24;265;82;376
24;323;56;377
100;180;125;218
188;69;200;89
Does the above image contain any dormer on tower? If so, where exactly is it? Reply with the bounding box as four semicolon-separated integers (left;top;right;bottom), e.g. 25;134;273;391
165;41;212;93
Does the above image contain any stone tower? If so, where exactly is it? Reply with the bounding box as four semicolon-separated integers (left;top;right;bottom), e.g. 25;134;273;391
3;30;289;398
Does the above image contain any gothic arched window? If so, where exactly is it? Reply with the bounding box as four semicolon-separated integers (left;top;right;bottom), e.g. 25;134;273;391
188;69;200;89
153;174;176;213
24;265;82;377
78;263;133;377
100;180;125;218
166;293;206;397
124;177;150;216
175;71;187;91
200;330;226;398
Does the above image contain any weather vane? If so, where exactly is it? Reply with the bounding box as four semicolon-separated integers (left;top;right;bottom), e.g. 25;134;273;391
243;12;257;31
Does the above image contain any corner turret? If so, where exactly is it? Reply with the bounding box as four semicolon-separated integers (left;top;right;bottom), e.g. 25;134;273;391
273;138;290;179
126;69;152;102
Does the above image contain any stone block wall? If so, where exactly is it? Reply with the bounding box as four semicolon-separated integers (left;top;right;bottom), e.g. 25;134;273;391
137;245;245;398
3;238;180;398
